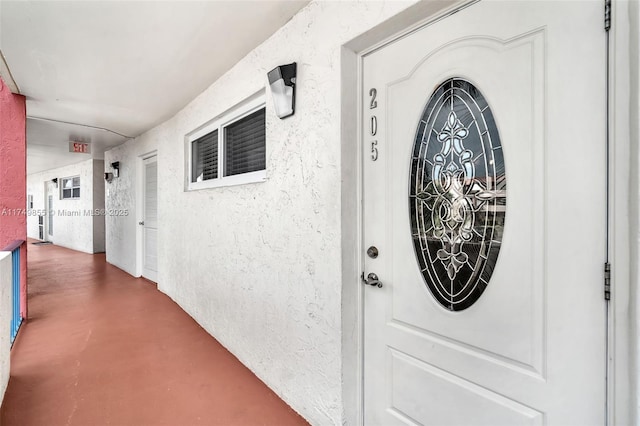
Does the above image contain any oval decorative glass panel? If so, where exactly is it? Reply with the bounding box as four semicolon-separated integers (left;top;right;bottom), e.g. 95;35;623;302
409;78;506;311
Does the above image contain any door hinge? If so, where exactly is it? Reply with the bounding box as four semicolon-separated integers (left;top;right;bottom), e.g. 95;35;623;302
605;0;612;31
604;262;611;300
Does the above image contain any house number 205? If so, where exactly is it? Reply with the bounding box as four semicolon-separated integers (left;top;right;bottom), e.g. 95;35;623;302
370;88;378;161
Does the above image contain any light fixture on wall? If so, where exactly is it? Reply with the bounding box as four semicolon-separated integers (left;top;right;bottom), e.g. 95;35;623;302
111;161;120;178
51;178;58;188
268;62;296;119
104;172;113;183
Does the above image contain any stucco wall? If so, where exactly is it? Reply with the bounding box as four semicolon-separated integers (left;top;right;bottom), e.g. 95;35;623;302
0;77;26;247
26;159;104;254
92;160;106;253
0;76;27;318
105;137;155;276
0;252;11;406
104;1;418;423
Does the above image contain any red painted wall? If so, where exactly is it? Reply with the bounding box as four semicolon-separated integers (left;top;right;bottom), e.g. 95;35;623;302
0;77;27;318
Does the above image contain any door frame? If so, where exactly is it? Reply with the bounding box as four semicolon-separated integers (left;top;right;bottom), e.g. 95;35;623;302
136;150;157;279
339;1;631;424
44;181;55;242
608;1;636;424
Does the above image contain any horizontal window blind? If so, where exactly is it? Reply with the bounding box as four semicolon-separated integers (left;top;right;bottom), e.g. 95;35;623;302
224;108;265;176
192;129;218;182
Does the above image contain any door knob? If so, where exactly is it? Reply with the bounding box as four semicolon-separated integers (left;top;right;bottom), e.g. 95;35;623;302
139;221;144;225
362;272;383;288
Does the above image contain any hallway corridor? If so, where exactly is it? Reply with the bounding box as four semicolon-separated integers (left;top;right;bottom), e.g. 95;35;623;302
0;242;308;426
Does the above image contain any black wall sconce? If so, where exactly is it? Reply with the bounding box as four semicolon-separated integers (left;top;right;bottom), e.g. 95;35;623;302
111;161;120;178
268;62;296;119
104;172;113;183
51;178;58;188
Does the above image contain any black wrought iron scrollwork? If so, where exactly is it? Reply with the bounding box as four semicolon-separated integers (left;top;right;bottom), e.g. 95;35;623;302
409;78;506;311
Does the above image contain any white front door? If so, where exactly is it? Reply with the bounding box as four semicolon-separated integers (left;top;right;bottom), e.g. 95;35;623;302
45;181;56;242
362;1;606;424
142;156;158;282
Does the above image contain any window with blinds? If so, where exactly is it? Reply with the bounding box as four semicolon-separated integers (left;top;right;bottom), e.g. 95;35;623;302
224;109;265;176
187;94;266;190
192;130;218;182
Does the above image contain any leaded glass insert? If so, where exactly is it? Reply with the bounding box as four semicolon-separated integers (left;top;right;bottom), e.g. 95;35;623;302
409;78;506;311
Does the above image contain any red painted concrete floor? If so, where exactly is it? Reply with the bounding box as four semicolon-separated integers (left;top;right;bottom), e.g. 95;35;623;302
1;242;308;426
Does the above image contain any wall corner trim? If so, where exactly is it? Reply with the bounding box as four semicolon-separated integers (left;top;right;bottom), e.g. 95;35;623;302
0;50;20;94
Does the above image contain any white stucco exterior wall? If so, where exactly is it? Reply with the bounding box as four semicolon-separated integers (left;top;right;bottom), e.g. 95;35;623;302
26;159;105;253
103;1;420;423
92;160;106;253
0;252;12;405
104;136;156;276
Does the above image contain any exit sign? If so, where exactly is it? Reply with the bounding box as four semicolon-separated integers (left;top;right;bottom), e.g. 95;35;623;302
69;141;91;154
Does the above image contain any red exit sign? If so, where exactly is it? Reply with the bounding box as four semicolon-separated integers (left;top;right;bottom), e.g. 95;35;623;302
69;141;91;154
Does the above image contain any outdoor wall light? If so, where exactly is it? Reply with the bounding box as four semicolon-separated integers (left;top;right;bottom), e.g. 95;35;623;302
104;172;113;183
268;62;296;119
51;178;58;188
111;161;120;178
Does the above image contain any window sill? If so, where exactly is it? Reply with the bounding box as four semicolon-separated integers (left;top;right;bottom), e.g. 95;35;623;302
188;169;267;191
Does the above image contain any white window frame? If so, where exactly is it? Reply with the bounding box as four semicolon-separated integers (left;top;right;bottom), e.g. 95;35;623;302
186;93;266;191
60;176;81;200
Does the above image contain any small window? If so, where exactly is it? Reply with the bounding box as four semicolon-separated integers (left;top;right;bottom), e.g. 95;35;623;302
224;109;266;177
192;130;218;182
187;94;266;190
61;176;80;199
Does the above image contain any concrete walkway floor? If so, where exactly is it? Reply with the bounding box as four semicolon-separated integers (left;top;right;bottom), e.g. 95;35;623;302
1;242;308;426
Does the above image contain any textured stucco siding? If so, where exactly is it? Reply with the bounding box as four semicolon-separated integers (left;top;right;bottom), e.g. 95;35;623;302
26;159;103;254
104;2;417;423
0;77;27;319
104;135;156;276
93;160;106;253
0;78;26;248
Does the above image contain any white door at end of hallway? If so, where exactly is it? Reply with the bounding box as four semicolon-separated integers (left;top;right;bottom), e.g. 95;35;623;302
45;181;56;242
141;156;158;282
362;1;606;425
